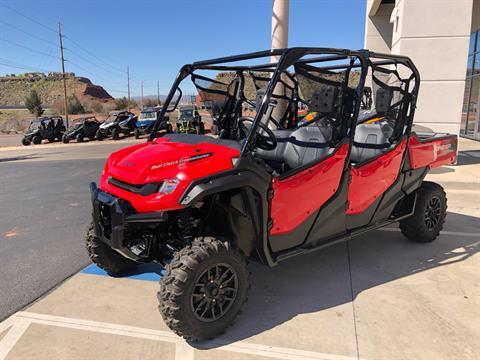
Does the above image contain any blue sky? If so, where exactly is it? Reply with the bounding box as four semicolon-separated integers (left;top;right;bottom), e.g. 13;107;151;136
0;0;366;97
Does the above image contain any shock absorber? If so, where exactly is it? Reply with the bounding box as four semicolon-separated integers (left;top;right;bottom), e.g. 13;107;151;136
177;210;194;243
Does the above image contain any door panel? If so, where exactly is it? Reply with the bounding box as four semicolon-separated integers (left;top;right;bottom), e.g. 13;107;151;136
347;140;406;216
270;144;349;236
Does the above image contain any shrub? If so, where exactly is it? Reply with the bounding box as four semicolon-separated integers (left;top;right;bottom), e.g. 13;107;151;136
25;90;44;117
68;95;85;114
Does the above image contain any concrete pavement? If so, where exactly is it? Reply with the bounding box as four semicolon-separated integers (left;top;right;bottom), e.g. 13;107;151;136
0;137;478;359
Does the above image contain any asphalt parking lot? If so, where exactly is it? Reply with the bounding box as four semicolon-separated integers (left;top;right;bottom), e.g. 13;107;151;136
0;137;479;359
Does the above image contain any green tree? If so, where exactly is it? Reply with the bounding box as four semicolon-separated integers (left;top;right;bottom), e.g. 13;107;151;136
114;96;137;110
68;95;85;114
25;90;44;117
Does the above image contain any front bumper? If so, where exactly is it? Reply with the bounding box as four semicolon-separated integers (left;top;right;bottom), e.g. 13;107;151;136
90;182;168;261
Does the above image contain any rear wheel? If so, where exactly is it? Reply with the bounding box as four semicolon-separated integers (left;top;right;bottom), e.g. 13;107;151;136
76;133;84;143
158;237;249;341
32;135;42;145
134;128;140;139
85;223;137;275
111;128;120;140
62;135;70;144
399;181;447;243
21;138;30;146
47;136;55;143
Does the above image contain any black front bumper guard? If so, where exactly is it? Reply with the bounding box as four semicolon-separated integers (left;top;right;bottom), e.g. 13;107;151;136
90;182;168;261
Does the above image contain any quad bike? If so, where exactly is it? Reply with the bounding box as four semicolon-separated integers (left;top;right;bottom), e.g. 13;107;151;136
62;116;100;143
135;106;172;139
22;116;65;146
175;105;204;134
96;111;137;141
86;48;458;341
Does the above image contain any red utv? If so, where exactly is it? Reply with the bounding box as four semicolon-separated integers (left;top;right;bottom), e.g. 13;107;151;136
86;48;457;341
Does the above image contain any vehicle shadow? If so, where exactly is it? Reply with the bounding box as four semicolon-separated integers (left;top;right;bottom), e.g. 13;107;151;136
0;152;63;163
194;211;480;348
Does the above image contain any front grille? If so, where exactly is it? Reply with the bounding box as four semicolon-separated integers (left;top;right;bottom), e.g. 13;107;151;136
108;177;160;196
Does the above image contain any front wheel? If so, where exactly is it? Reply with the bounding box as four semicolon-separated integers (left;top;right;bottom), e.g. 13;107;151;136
134;128;140;139
85;223;137;275
32;135;42;145
62;135;70;144
111;128;120;140
399;181;447;243
76;133;84;143
21;138;30;146
158;237;249;341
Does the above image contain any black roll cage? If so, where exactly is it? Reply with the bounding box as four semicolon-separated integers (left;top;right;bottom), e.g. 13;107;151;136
149;47;420;155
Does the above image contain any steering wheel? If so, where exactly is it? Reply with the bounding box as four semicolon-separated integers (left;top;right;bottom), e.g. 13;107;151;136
238;117;277;151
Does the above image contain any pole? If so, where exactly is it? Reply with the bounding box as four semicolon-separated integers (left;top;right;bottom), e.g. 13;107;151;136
127;66;131;111
141;81;144;110
157;80;160;105
271;0;289;62
58;22;69;128
270;0;289;125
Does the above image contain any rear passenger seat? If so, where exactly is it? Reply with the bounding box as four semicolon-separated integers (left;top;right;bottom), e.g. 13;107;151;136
350;122;394;163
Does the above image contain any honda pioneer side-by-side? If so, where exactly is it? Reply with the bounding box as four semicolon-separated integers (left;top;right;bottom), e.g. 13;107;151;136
22;116;66;145
95;111;137;141
87;48;457;341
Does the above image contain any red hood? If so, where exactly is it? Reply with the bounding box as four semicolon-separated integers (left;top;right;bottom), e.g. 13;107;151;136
100;137;240;212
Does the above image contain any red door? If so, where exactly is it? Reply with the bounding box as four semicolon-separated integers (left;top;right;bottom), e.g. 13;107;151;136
270;144;349;235
346;140;406;215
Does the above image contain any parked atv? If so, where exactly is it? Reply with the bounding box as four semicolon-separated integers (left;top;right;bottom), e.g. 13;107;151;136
96;111;137;141
135;106;172;139
62;116;100;143
87;48;457;341
175;105;204;134
22;116;65;146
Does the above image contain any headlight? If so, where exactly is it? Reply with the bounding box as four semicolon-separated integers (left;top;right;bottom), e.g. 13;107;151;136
158;179;179;194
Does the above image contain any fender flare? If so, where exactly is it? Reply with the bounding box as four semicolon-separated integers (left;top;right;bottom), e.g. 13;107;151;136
180;170;276;266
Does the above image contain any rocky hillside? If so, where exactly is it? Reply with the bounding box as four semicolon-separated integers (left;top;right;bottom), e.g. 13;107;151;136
0;72;113;106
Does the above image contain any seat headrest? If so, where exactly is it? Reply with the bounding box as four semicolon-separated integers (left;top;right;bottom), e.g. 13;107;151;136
375;88;393;113
309;85;339;113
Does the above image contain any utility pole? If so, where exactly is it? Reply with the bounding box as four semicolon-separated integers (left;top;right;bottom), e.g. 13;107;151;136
127;66;131;111
140;81;144;110
157;80;160;105
58;22;69;128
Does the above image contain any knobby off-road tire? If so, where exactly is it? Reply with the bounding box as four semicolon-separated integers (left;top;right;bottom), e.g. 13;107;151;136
111;128;120;140
85;223;137;275
32;135;42;145
76;133;84;143
21;138;30;146
399;181;447;243
96;129;104;141
158;237;250;341
134;128;140;139
62;135;70;144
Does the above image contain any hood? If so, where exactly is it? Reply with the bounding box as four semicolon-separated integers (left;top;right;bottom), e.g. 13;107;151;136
101;136;240;197
136;119;155;126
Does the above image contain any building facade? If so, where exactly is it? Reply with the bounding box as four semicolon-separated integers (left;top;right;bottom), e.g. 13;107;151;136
365;0;480;140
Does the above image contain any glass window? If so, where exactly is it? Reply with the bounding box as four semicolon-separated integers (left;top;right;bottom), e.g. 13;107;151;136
466;75;479;136
475;31;480;54
470;31;477;54
467;55;474;77
461;78;471;134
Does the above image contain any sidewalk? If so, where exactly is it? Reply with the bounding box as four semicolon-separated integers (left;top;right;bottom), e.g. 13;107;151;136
0;138;479;360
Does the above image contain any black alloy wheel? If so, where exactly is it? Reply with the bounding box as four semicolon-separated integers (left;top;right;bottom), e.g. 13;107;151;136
191;263;238;322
